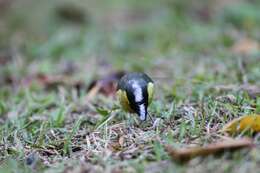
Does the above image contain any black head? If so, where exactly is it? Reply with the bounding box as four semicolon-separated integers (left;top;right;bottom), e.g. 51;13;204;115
117;72;153;120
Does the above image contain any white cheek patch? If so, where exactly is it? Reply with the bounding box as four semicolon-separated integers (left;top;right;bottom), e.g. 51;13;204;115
139;104;146;120
131;81;143;102
131;81;146;120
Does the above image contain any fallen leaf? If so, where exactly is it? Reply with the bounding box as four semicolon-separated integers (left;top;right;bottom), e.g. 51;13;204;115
21;73;84;90
86;71;125;100
241;85;260;99
165;138;253;162
231;38;259;55
213;84;260;99
222;114;260;134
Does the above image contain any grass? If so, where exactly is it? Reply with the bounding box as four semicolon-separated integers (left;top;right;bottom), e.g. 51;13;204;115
0;0;260;172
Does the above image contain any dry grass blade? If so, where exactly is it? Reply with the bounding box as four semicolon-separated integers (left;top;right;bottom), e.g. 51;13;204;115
165;138;254;163
96;112;116;130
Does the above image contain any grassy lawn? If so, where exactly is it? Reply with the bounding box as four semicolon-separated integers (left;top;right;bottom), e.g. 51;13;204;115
0;0;260;172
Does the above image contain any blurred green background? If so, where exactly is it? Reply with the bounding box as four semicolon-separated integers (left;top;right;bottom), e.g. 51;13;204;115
1;0;260;80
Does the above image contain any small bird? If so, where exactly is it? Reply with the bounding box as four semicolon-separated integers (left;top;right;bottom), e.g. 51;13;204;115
116;72;154;121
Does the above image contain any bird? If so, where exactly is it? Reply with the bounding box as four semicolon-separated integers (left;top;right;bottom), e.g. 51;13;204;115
116;72;154;121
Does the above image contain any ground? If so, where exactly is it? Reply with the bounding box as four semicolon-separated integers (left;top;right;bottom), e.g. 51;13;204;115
0;0;260;173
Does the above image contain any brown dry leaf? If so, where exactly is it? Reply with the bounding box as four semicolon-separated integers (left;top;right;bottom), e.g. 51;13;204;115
222;114;260;134
21;73;83;90
241;85;260;99
165;138;253;162
213;84;260;99
86;71;125;101
231;38;259;55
